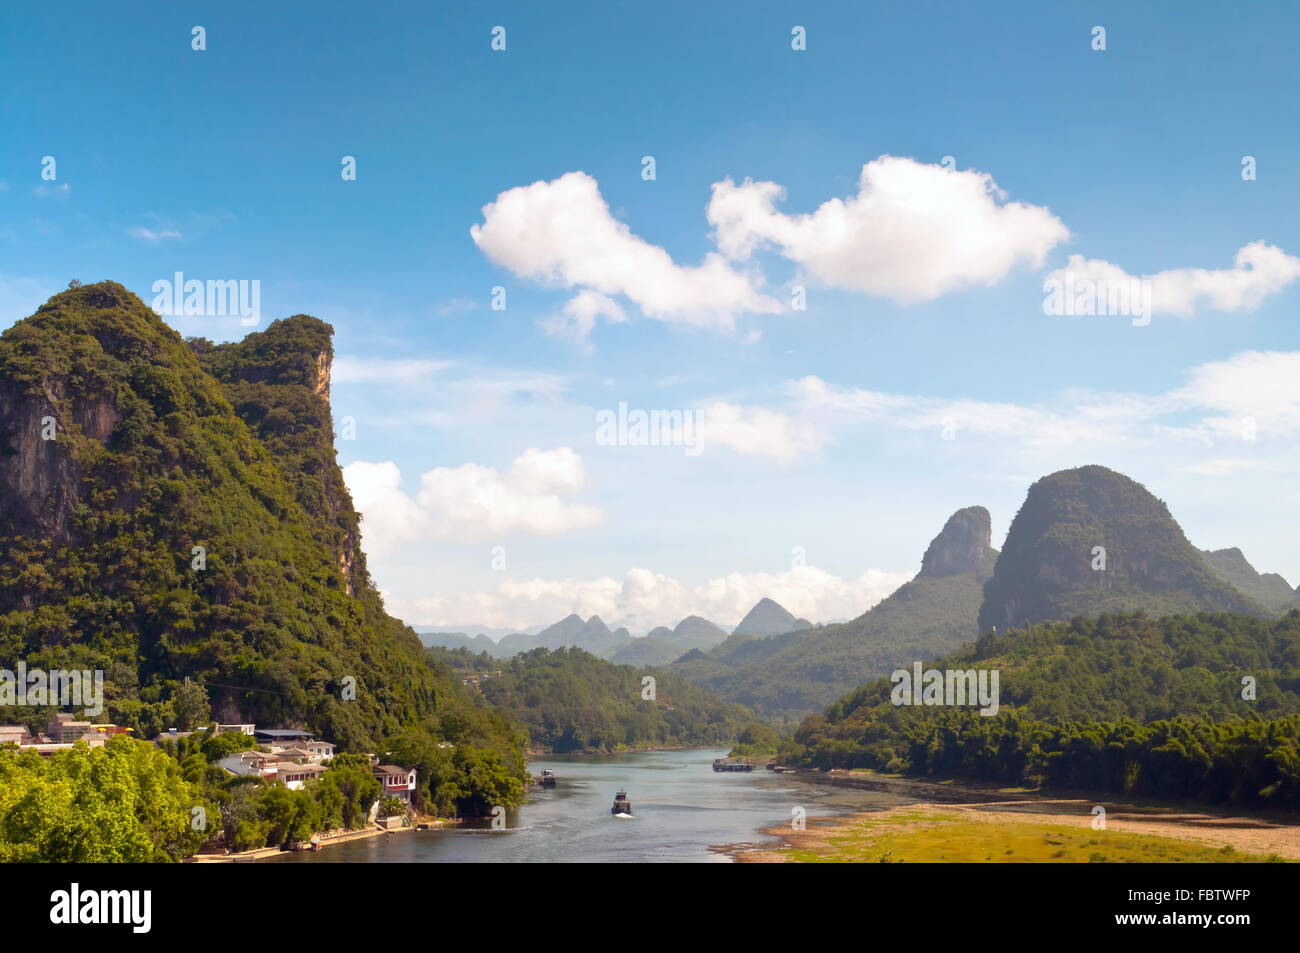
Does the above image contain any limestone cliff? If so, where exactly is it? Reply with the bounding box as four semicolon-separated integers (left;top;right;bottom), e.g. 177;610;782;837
978;466;1262;632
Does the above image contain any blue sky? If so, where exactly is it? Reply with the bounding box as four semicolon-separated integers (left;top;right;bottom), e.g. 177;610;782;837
4;1;1299;631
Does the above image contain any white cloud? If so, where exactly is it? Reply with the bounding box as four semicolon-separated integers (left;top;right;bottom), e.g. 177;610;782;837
470;170;782;335
693;348;1300;466
387;564;911;634
339;460;431;556
344;448;603;550
707;156;1069;302
789;375;1163;448
1044;242;1300;317
128;226;182;243
540;289;625;352
1181;457;1288;477
334;356;454;385
1172;350;1300;439
501;446;589;496
469;160;1074;344
697;400;827;462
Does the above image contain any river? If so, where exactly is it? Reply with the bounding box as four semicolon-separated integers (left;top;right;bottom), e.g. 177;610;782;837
268;747;926;863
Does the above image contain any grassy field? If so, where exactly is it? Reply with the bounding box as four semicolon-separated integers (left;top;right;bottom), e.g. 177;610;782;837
763;805;1290;863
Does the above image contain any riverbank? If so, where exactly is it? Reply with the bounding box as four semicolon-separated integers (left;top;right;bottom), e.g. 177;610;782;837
527;743;728;757
723;799;1300;863
188;816;454;863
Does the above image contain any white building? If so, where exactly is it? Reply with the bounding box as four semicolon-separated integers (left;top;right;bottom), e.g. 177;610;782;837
373;765;417;802
218;750;281;779
277;762;327;790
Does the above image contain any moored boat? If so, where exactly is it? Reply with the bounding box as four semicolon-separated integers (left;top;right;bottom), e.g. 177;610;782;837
712;757;754;772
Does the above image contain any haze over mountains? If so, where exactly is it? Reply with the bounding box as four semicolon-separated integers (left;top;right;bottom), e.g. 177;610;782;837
417;594;818;655
610;615;731;666
666;505;1000;719
421;463;1296;720
419;603;766;663
1198;548;1299;613
733;598;812;637
654;467;1297;721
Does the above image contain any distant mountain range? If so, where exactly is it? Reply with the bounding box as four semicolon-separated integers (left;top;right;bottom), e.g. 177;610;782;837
666;505;999;720
416;623;547;640
423;464;1296;721
417;599;796;663
663;466;1297;721
734;598;812;636
420;614;634;657
609;615;731;666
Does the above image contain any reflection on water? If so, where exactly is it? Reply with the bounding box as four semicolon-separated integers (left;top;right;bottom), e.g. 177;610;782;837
269;747;922;863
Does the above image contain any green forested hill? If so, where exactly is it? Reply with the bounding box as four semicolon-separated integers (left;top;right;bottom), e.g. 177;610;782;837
820;611;1300;728
789;611;1300;808
1199;547;1298;613
438;646;760;753
0;283;524;777
191;315;366;597
610;615;730;666
979;466;1263;632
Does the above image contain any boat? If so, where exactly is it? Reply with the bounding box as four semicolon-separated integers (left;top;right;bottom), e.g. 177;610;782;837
712;757;754;772
539;769;557;787
611;790;633;815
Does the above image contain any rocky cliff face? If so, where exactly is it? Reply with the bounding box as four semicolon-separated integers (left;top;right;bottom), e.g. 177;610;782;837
0;292;131;542
193;316;365;598
0;282;448;748
919;506;997;578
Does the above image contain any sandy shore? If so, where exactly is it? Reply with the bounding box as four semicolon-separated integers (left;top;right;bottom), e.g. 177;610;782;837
724;799;1300;863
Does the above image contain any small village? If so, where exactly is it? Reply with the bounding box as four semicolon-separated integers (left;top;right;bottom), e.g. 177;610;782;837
0;716;429;860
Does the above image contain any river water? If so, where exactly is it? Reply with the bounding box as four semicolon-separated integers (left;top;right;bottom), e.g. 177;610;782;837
269;747;924;863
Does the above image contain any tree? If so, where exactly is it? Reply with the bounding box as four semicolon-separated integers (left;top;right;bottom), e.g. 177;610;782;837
172;680;211;731
0;736;206;862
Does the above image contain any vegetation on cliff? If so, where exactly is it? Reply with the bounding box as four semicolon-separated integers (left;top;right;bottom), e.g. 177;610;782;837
0;283;525;810
979;466;1262;632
